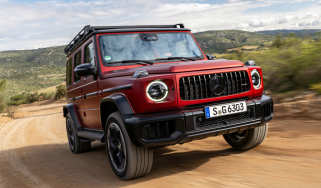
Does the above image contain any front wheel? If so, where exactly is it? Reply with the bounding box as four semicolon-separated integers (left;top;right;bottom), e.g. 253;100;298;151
105;112;154;180
223;123;268;150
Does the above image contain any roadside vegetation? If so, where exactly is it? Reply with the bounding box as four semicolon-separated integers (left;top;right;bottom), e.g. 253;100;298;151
310;83;321;95
221;35;321;93
0;80;6;112
7;84;66;106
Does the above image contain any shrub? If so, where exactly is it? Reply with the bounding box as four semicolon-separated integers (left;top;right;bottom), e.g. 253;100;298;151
38;92;55;101
8;92;33;106
8;91;56;106
8;85;65;106
0;80;6;112
55;85;66;100
271;35;283;48
310;83;321;95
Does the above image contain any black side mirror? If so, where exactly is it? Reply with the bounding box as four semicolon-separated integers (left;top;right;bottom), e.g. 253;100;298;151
74;63;96;77
206;54;216;60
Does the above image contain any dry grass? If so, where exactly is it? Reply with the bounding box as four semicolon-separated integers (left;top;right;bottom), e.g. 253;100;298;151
227;45;260;52
37;82;65;94
0;114;12;127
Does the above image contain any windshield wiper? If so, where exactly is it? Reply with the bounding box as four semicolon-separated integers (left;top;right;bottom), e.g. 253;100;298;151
154;56;201;62
111;60;154;65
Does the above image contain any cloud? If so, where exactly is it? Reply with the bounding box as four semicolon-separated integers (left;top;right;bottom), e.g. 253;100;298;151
0;0;321;51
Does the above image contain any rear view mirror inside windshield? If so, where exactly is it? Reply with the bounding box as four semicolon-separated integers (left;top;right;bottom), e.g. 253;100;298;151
140;33;158;41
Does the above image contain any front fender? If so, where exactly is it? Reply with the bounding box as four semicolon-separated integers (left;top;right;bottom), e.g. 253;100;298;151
100;94;139;144
100;93;134;116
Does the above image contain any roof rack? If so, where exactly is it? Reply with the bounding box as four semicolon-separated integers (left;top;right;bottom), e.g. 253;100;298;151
64;24;185;55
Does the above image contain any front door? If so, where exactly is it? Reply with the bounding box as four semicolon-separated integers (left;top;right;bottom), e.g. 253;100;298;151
81;40;101;129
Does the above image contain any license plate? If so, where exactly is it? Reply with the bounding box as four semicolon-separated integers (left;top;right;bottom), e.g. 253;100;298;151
205;101;247;119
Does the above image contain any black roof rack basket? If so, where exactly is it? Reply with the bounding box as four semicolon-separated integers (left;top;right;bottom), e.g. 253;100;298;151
64;24;185;55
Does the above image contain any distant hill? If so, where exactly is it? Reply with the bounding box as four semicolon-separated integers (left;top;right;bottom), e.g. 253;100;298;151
257;29;321;38
194;30;273;53
0;29;320;97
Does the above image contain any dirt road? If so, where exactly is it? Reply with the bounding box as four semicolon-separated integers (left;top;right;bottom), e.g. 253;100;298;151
0;102;321;188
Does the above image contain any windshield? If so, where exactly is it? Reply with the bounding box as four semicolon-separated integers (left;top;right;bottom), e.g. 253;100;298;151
99;32;203;65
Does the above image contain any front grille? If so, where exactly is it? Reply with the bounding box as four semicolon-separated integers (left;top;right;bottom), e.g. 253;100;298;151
198;105;256;128
179;71;251;100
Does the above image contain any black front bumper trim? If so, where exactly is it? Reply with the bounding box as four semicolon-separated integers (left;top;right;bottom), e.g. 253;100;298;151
124;95;273;147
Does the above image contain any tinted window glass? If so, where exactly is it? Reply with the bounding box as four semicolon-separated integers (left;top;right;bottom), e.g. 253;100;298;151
66;58;72;86
84;42;95;66
74;51;82;82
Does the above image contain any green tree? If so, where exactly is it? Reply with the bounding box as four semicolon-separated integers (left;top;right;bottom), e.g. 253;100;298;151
272;35;283;48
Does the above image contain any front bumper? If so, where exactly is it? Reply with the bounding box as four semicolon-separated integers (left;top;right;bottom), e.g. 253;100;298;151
124;95;273;147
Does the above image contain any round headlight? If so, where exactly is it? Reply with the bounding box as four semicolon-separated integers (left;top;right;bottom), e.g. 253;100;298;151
251;69;261;90
146;80;168;102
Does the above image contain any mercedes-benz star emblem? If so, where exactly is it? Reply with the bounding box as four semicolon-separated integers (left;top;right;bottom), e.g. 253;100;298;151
209;75;225;96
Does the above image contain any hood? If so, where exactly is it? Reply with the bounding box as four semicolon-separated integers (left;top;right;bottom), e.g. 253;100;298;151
102;59;244;78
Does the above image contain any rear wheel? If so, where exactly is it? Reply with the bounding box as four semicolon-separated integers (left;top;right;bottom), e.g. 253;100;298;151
223;123;268;150
66;114;91;153
105;112;153;180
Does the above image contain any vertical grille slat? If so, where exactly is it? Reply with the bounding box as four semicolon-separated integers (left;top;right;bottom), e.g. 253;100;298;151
182;77;189;100
236;71;241;93
234;72;239;93
187;77;193;100
240;71;245;91
225;72;230;95
193;76;200;99
203;75;208;98
180;71;250;100
197;75;203;99
230;72;234;94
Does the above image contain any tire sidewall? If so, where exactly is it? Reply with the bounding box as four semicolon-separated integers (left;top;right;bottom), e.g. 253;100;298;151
66;114;78;153
105;112;134;178
224;123;268;150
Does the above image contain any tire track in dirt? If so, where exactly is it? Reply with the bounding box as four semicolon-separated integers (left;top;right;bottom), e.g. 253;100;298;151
0;118;51;188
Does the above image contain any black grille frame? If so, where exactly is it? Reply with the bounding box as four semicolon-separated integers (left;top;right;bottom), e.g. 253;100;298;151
179;71;251;100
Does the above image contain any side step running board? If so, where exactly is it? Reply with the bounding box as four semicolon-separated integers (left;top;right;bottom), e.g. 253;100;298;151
77;129;104;141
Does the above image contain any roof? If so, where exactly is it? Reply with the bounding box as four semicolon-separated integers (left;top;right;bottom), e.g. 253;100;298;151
64;24;189;55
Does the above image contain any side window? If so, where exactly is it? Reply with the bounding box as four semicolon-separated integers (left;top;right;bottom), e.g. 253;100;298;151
74;51;82;82
84;42;95;66
66;58;72;86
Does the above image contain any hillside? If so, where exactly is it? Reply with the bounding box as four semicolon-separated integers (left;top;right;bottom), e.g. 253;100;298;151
0;46;66;96
257;29;321;38
194;30;272;53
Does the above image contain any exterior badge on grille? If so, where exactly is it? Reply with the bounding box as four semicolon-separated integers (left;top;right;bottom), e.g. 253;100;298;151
209;75;226;96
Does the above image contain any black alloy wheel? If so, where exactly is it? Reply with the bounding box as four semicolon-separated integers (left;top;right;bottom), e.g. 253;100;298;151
66;117;76;152
107;121;127;174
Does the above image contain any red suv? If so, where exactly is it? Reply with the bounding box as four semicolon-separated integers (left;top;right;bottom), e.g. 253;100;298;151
63;24;273;179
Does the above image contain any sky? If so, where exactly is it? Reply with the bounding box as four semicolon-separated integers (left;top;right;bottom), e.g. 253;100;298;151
0;0;321;51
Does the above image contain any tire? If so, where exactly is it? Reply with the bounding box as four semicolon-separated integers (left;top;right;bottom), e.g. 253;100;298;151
105;112;154;180
223;123;268;150
66;114;91;154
